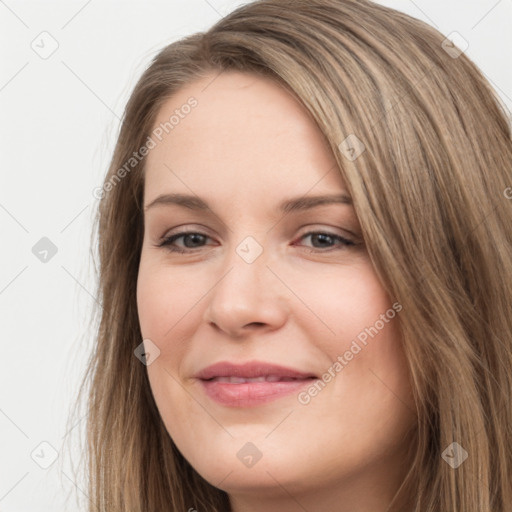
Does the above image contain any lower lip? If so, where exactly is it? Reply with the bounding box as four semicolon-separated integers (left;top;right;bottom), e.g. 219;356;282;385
199;378;316;407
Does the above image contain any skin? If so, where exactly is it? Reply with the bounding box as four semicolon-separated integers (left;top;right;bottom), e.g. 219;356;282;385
136;70;417;512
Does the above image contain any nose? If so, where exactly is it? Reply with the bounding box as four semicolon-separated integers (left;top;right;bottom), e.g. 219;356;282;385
202;239;289;338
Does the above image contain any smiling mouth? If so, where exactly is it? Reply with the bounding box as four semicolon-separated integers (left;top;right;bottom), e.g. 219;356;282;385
195;361;319;407
205;375;315;383
198;374;318;407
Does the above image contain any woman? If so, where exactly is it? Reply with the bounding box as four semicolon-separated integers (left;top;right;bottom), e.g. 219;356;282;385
82;0;512;510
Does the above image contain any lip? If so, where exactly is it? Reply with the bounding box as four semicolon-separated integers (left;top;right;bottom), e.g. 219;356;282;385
195;361;318;407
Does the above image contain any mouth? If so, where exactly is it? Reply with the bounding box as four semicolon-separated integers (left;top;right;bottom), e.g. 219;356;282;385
205;375;313;383
195;361;318;407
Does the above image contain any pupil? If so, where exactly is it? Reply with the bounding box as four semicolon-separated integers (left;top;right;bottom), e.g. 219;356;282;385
313;234;332;247
184;234;205;247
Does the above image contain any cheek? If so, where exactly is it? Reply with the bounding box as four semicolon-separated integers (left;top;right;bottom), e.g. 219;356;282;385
136;259;204;342
136;257;219;417
289;260;397;351
136;262;200;436
293;262;412;407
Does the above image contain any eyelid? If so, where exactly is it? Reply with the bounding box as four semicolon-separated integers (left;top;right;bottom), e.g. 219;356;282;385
296;223;359;239
160;224;214;239
155;226;361;254
158;224;354;242
160;222;358;240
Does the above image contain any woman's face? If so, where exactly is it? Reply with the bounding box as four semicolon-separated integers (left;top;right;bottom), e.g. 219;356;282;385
137;70;416;510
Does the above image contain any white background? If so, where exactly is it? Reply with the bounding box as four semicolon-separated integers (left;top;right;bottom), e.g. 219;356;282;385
1;1;511;510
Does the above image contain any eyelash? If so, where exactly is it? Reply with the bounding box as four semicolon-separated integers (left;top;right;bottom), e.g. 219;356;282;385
156;230;356;254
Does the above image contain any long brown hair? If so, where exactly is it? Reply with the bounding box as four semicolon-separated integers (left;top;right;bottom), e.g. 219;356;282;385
78;0;512;510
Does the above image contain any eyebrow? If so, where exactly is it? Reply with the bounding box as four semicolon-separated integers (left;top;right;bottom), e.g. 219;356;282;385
144;192;352;214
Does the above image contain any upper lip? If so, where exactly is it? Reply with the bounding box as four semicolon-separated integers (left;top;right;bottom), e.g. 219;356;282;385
195;361;317;380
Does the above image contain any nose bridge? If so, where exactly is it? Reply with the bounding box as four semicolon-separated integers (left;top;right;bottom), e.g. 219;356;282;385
204;232;288;333
234;234;266;267
220;233;272;298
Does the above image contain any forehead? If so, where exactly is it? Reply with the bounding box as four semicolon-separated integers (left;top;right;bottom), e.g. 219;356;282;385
144;70;346;207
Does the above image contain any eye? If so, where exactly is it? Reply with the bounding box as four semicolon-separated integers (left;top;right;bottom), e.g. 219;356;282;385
296;231;356;252
157;231;213;253
156;229;356;254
